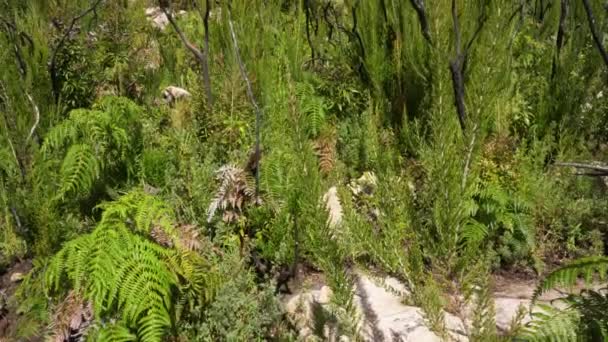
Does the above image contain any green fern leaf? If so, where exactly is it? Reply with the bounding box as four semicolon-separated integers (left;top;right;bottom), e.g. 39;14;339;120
519;304;580;342
532;256;608;303
97;322;137;342
57;143;100;198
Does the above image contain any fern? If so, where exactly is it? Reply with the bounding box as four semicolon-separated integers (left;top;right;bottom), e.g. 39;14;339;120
523;257;608;341
57;144;100;199
519;304;581;342
40;96;141;201
41;191;212;341
97;322;137;342
296;82;328;137
532;256;608;303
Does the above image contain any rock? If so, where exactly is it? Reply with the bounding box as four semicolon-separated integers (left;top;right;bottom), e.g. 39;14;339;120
349;171;378;197
9;272;24;283
145;7;169;30
162;86;191;103
323;187;343;228
316;286;333;304
145;7;187;30
494;298;530;332
283;270;467;342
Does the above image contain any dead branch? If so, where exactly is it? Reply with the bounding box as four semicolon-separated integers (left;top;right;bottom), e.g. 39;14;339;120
449;0;488;132
409;0;432;44
203;0;212;105
227;7;262;197
552;0;568;79
0;81;25;179
461;125;478;190
350;1;370;84
555;162;608;174
49;0;104;104
582;0;608;70
25;92;40;145
304;0;316;63
0;17;34;78
449;0;467;132
161;0;213;107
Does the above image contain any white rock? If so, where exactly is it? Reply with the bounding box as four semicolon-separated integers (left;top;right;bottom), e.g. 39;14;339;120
162;86;191;103
349;171;378;197
353;272;467;342
494;298;530;332
10;272;24;283
316;286;333;304
145;7;160;16
323;187;343;228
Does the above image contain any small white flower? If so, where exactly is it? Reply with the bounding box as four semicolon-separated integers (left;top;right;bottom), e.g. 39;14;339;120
597;91;604;99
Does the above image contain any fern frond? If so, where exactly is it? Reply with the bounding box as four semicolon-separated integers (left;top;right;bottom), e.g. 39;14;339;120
41;120;78;156
97;322;137;342
296;82;327;137
58;144;100;198
207;165;254;223
519;304;580;342
461;219;489;245
532;256;608;303
313;137;336;174
49;291;93;342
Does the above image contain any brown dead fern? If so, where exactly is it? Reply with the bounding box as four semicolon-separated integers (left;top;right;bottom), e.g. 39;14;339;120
313;132;336;175
207;165;255;224
176;224;202;252
49;291;93;342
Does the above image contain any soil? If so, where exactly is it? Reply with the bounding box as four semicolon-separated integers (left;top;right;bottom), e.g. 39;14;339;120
0;259;33;341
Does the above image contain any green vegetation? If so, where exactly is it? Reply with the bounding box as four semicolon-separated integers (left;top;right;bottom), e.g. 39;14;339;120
1;0;608;341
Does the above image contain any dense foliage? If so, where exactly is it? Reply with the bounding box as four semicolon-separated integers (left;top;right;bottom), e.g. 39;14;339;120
1;0;608;341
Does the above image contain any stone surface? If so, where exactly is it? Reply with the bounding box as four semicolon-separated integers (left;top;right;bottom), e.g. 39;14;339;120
316;286;333;304
354;273;467;342
8;273;23;283
145;7;187;30
162;86;192;103
323;187;343;228
283;271;467;342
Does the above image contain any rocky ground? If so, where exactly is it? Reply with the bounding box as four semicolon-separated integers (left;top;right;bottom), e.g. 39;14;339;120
281;268;598;342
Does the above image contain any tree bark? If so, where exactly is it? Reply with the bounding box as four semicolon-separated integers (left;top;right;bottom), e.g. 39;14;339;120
449;0;467;131
409;0;432;44
161;1;213;107
552;0;568;78
582;0;608;70
227;8;262;198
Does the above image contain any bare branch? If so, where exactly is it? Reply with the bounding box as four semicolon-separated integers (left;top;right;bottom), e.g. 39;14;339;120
25;92;40;145
582;0;608;70
552;0;568;78
49;0;104;104
450;0;466;131
461;125;478;190
555;162;608;173
409;0;432;44
304;0;316;63
0;81;25;179
227;7;262;197
161;1;213;107
449;0;488;133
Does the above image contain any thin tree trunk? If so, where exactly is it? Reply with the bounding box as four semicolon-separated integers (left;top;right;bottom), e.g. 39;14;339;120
227;8;262;198
582;0;608;70
202;0;213;107
450;0;467;131
161;1;213;107
552;0;568;78
409;0;432;44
